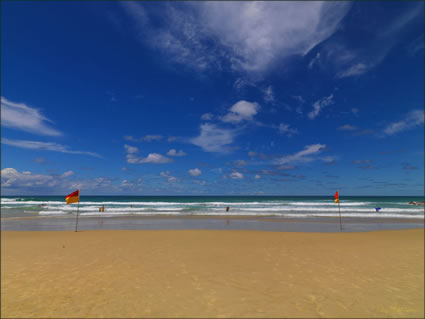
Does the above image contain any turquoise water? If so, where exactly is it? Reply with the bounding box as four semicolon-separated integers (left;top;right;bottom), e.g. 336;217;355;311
1;196;424;219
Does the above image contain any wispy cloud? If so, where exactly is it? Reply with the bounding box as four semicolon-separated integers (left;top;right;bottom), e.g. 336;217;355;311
167;149;187;157
121;2;350;74
201;113;214;121
124;144;139;154
402;163;418;170
337;124;357;131
337;63;368;78
160;171;177;183
228;160;248;167
408;34;424;55
62;171;74;178
190;123;238;153
263;86;275;104
327;2;424;78
352;159;375;169
32;157;48;164
276;123;298;137
1;97;62;136
382;110;424;136
308;94;334;119
124;144;173;164
275;144;327;165
124;135;163;142
2;138;102;158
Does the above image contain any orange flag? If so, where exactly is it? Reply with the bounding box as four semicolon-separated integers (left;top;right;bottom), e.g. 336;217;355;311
66;189;80;204
334;191;339;203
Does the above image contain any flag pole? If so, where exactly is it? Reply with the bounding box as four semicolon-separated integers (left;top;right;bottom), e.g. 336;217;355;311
338;200;342;232
74;189;80;232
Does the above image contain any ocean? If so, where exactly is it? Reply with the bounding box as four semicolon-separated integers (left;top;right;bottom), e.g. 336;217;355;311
1;195;424;219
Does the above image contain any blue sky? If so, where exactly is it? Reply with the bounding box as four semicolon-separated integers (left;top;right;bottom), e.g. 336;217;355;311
1;1;424;196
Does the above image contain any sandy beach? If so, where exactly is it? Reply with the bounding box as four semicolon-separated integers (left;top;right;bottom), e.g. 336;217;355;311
1;229;424;318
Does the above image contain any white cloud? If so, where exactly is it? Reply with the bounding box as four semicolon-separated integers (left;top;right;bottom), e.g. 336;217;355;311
201;113;214;120
2;138;102;158
383;110;425;136
124;145;173;164
230;171;244;179
275;144;327;165
308;94;334;119
1;168;144;195
188;168;202;176
128;153;173;164
1;97;62;136
167;149;186;156
199;2;350;73
167;176;177;183
2;168;55;188
221;100;260;123
2;168;77;192
160;171;177;183
121;2;350;74
190;123;237;152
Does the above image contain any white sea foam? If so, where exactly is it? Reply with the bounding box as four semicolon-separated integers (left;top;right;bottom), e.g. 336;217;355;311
287;202;370;206
3;196;423;220
36;209;424;219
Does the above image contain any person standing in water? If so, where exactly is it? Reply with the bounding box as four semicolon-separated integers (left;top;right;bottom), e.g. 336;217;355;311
226;206;230;225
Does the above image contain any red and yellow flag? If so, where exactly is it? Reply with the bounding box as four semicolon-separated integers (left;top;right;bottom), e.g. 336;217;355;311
334;191;339;203
66;190;80;204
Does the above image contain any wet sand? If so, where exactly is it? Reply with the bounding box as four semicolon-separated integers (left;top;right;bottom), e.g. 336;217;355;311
2;214;424;232
1;229;424;318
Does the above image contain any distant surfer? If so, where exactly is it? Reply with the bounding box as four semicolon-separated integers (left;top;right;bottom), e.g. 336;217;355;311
375;207;381;212
226;206;230;212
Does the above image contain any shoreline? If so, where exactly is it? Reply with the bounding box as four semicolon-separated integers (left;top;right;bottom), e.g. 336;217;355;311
1;214;423;232
2;228;423;318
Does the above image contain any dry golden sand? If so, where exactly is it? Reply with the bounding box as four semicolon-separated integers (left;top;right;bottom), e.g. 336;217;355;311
1;229;424;318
